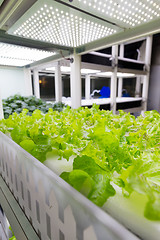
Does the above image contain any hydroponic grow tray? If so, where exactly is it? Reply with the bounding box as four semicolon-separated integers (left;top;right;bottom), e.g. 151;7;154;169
0;131;140;240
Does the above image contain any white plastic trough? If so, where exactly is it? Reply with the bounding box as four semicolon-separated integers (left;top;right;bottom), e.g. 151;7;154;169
0;131;139;240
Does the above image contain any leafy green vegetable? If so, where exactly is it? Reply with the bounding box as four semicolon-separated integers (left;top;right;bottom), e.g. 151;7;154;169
0;106;160;220
9;226;16;240
61;170;94;197
2;94;67;118
20;140;35;152
61;156;115;206
74;156;115;206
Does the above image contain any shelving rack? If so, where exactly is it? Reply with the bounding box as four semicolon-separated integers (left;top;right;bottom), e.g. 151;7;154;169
30;36;151;114
0;0;160;239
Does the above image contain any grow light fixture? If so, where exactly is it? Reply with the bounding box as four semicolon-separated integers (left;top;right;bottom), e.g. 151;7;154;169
0;43;56;67
61;66;71;73
46;66;100;74
63;0;160;28
46;66;70;72
117;73;136;77
81;69;100;74
97;72;135;77
8;0;120;48
60;67;100;74
0;57;36;67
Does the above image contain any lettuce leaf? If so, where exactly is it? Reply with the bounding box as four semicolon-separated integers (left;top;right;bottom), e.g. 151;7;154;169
61;156;115;206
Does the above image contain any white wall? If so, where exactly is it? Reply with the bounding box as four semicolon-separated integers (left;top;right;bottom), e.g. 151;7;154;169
0;66;32;99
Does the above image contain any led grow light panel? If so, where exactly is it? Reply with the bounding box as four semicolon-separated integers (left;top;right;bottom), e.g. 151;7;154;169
61;0;160;28
46;66;100;74
0;43;56;67
8;0;121;48
97;72;135;77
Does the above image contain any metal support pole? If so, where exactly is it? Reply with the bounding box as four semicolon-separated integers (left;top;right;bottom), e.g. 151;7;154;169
119;44;124;58
111;45;118;114
118;77;123;97
135;76;141;97
70;52;81;109
85;74;91;99
0;89;4;119
33;70;40;98
24;68;33;96
55;62;62;102
142;36;153;112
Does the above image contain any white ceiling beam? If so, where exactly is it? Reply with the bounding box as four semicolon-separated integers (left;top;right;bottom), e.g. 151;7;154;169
28;51;71;70
0;30;73;52
123;37;146;45
0;0;24;29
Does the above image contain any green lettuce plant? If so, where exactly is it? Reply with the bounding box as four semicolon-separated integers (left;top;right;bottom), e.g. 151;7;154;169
2;94;66;119
0;106;160;220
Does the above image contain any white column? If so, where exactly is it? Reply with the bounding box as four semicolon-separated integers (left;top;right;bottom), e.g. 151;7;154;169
55;62;62;102
118;77;123;97
135;76;141;97
119;44;124;99
23;68;33;96
110;45;118;114
33;69;40;98
70;53;81;109
119;44;124;58
142;36;153;112
0;90;4;119
85;74;91;99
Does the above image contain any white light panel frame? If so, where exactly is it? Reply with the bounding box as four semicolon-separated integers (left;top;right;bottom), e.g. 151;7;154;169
0;42;56;67
8;0;121;48
61;0;160;28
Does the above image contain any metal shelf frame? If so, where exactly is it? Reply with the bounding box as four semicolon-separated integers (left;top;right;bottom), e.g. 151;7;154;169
0;0;158;114
0;1;158;237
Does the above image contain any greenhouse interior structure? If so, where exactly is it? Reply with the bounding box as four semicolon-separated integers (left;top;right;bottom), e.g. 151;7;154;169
0;0;160;240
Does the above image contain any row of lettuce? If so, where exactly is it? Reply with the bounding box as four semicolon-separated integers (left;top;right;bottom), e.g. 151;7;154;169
2;94;66;118
0;103;160;221
2;94;66;240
